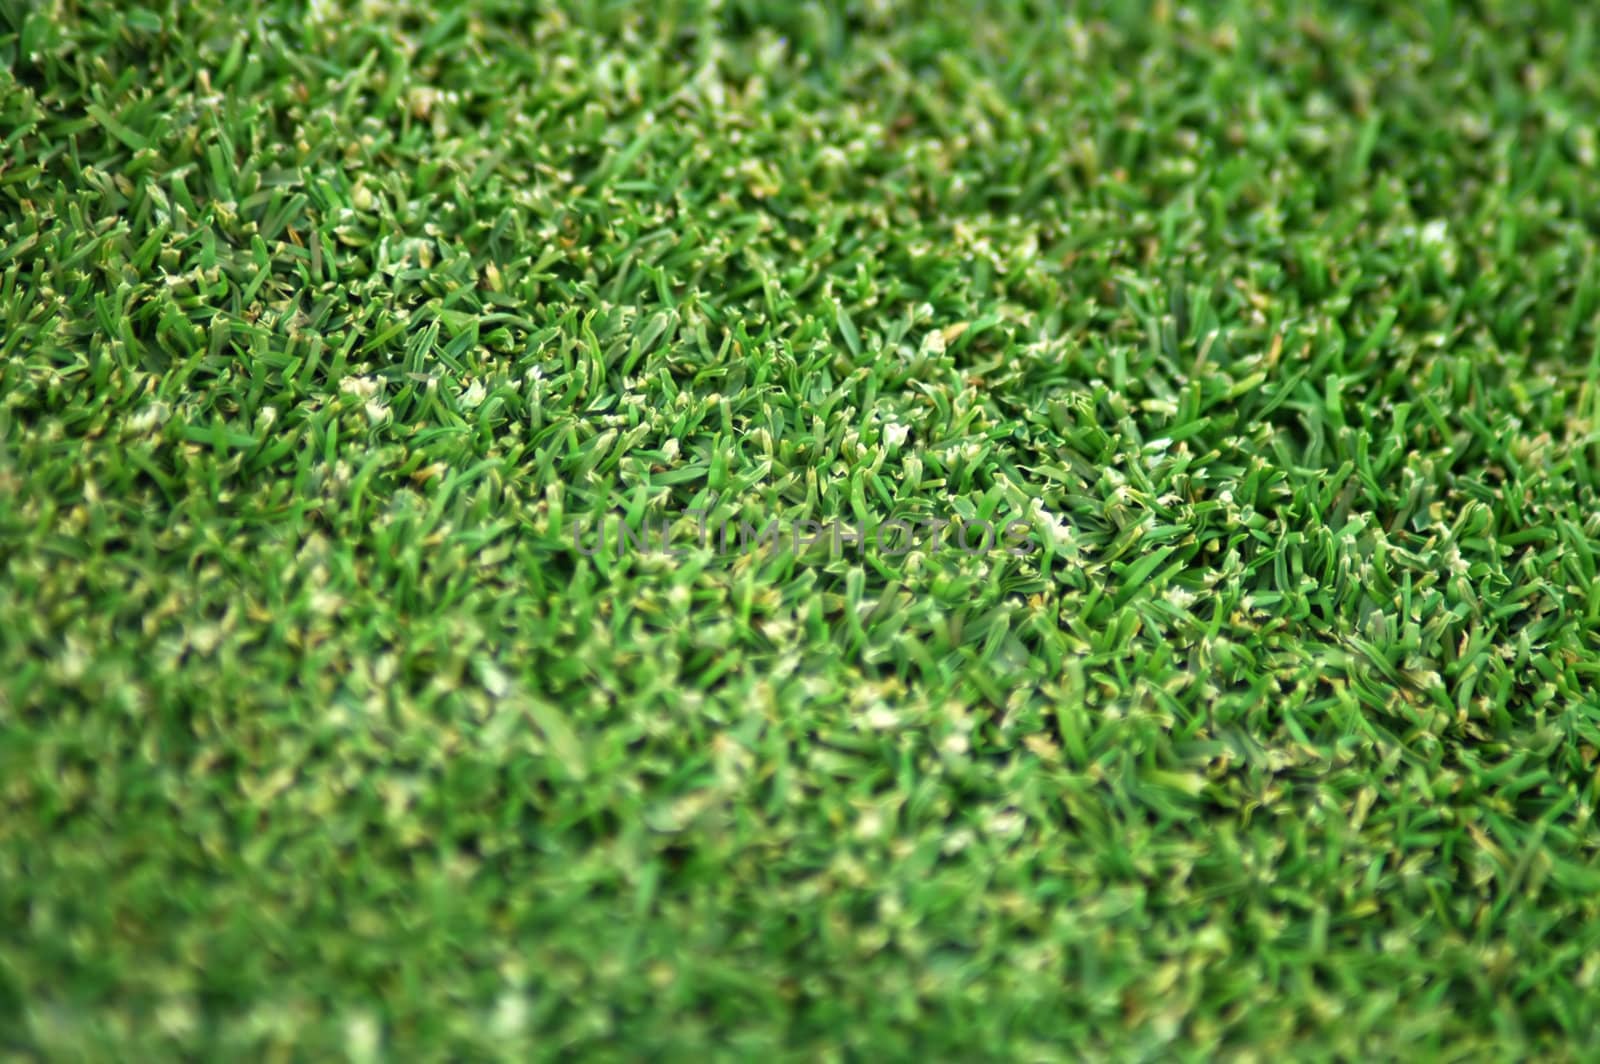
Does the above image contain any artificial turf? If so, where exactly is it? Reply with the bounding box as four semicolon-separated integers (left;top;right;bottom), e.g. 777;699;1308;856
4;0;1600;1058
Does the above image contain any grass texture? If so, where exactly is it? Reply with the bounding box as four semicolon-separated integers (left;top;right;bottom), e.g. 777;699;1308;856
4;1;1600;1058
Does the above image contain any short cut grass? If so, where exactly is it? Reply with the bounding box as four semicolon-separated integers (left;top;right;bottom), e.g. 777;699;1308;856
3;0;1600;1058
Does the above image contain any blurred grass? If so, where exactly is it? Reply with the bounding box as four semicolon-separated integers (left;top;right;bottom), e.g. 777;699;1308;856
3;0;1600;1058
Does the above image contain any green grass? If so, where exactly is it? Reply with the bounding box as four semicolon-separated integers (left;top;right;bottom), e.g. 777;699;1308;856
4;0;1600;1058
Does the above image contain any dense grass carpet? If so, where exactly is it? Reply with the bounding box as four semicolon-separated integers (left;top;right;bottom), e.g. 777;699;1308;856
4;1;1600;1057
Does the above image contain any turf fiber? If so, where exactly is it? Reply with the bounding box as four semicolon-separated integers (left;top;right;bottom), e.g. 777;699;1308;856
4;1;1600;1059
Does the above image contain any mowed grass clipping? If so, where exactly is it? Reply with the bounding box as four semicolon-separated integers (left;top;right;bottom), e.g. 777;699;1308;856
4;0;1600;1057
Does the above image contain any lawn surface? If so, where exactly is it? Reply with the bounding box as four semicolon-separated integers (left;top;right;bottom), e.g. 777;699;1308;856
4;1;1600;1058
